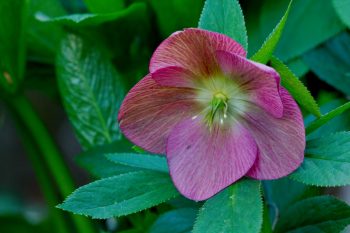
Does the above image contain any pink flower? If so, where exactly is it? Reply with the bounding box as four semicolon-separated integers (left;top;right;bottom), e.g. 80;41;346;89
118;28;305;201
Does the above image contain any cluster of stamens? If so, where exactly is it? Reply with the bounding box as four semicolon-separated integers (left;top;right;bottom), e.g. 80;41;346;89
206;92;229;127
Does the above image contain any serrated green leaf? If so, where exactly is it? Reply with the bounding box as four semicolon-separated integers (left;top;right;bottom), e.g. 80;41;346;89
149;208;197;233
289;132;350;187
106;153;168;173
58;171;179;219
270;56;320;117
303;32;350;96
198;0;248;51
193;180;262;233
274;196;350;233
36;3;144;26
333;0;350;28
250;1;292;64
0;0;27;93
76;139;136;178
306;101;350;135
56;33;125;149
83;0;124;14
151;0;204;38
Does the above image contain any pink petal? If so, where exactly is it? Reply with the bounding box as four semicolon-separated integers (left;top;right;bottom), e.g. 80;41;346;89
245;88;305;179
166;117;257;201
118;74;198;154
216;50;283;118
150;28;246;76
151;66;198;88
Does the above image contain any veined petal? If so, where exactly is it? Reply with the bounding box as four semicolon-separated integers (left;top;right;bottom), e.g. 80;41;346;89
151;66;198;88
118;75;198;154
150;28;246;76
166;117;257;201
216;50;283;118
245;88;305;179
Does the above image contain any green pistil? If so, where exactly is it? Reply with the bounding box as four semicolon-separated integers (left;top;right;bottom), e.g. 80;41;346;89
206;92;228;127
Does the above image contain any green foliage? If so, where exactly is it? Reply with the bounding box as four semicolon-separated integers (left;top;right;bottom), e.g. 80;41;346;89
107;153;168;173
285;57;309;77
290;132;350;187
0;194;50;233
305;99;350;140
333;0;350;28
248;0;345;61
260;205;273;233
250;1;292;64
151;0;204;38
58;171;179;219
199;0;248;51
270;56;321;117
83;0;125;14
306;101;350;135
263;178;319;218
0;0;27;93
36;3;144;26
149;208;197;233
274;196;350;233
56;33;125;149
0;216;49;233
76;139;136;178
132;145;147;154
26;0;65;63
0;194;23;216
193;180;262;233
303;32;350;96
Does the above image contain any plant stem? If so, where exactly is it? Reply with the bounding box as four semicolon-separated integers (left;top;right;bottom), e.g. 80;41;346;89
13;116;71;233
8;94;96;233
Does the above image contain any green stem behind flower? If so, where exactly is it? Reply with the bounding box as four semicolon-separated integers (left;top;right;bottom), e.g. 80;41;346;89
6;94;96;233
12;114;71;233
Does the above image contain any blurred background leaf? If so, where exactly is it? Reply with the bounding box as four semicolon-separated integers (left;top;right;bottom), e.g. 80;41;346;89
149;208;197;233
246;0;345;61
83;0;125;14
150;0;204;38
303;32;350;96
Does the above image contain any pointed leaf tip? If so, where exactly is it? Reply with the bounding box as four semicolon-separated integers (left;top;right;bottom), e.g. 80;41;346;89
251;0;293;64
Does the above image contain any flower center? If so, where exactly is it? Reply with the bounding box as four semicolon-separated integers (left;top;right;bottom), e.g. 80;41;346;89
205;91;229;127
194;75;249;129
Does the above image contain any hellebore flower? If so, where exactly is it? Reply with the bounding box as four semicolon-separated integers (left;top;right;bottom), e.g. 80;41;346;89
118;28;305;201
